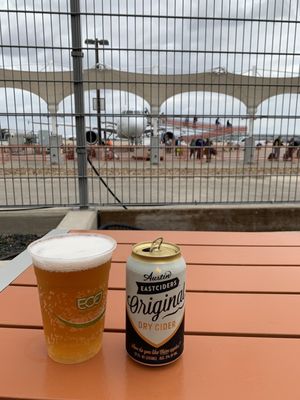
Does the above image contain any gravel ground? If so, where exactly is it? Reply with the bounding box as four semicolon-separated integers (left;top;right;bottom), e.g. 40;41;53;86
0;234;42;260
0;164;299;177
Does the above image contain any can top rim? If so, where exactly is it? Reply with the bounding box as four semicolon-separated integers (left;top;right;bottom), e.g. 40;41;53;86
132;240;181;259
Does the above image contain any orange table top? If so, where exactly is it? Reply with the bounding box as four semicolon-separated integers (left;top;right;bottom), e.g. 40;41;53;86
1;229;300;399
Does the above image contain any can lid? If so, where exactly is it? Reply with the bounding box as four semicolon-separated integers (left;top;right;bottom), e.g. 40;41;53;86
132;237;181;260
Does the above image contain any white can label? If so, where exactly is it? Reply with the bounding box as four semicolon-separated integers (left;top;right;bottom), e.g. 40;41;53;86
126;263;185;351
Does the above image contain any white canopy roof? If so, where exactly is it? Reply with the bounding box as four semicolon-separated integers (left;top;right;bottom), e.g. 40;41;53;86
0;67;299;113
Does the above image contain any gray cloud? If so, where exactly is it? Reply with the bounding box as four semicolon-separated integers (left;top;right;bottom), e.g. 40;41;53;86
1;0;299;74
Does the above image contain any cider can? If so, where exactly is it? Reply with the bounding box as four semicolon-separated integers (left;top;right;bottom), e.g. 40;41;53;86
126;237;186;366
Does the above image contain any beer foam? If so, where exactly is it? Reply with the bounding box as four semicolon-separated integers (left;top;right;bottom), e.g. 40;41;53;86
28;234;117;271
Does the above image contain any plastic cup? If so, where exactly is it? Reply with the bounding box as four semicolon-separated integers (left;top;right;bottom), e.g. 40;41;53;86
28;233;117;364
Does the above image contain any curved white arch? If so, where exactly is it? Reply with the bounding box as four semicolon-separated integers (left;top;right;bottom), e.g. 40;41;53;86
0;87;48;132
161;90;247;115
256;92;300;137
57;89;150;137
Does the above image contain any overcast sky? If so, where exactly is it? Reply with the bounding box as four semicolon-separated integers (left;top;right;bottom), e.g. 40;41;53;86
0;0;300;137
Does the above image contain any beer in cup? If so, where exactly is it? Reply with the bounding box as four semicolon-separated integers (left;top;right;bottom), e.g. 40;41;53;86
28;233;117;364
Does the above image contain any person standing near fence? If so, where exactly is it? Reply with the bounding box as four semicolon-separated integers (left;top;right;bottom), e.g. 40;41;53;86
204;138;215;163
175;137;181;157
189;138;197;159
283;137;300;161
195;138;205;159
272;136;283;160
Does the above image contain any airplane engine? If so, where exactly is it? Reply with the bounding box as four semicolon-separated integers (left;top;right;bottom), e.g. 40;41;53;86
86;130;98;144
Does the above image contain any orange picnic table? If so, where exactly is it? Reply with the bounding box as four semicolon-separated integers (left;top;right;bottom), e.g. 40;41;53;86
1;229;300;399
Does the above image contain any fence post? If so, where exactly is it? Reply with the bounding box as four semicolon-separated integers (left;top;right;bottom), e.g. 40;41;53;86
70;0;89;208
244;107;257;165
150;105;160;165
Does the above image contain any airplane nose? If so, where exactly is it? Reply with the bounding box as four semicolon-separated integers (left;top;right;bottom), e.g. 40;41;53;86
119;115;147;138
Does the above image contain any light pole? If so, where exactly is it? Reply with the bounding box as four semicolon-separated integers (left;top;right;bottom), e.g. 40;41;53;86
85;38;109;144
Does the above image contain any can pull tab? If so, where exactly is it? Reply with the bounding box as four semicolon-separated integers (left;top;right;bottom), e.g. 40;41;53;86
149;237;163;253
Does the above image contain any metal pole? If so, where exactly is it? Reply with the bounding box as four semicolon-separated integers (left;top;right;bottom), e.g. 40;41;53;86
247;117;255;164
244;107;257;165
70;0;89;208
95;40;103;144
48;104;59;165
150;105;160;165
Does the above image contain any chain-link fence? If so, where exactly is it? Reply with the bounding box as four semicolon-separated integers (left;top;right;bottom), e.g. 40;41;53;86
1;0;300;208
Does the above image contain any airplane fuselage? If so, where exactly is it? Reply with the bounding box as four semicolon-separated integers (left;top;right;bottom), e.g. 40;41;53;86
118;110;147;139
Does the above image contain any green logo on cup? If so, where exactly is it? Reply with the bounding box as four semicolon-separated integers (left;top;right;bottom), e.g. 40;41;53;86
55;290;105;328
77;290;103;310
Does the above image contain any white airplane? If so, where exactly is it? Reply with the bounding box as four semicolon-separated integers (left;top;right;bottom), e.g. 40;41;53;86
33;111;148;144
36;110;186;144
85;110;148;144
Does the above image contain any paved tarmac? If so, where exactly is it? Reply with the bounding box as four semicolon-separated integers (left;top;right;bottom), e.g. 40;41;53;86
1;165;299;207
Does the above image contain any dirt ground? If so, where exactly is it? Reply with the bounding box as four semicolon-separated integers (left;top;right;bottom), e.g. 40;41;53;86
0;234;41;260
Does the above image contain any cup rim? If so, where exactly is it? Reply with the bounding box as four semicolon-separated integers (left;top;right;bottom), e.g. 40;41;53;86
28;232;117;264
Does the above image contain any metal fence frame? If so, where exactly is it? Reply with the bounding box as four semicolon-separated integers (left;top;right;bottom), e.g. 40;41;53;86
0;1;300;208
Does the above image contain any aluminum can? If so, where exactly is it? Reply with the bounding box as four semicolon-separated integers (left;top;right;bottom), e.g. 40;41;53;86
126;237;186;366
